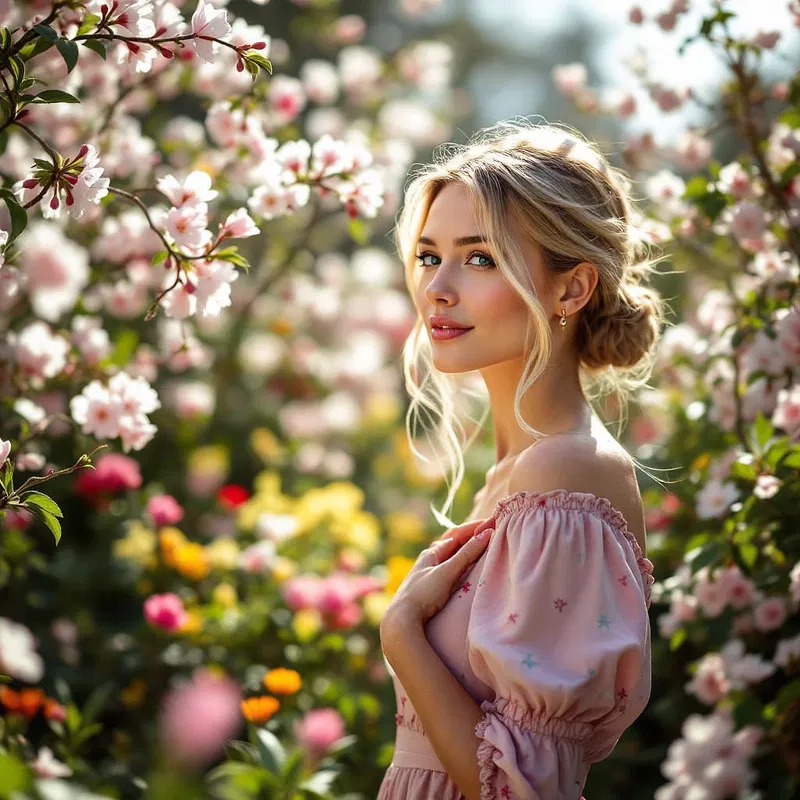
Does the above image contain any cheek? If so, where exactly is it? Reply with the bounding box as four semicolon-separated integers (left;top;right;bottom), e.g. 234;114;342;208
475;284;528;329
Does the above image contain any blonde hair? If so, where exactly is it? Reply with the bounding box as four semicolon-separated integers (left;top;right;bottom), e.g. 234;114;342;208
395;118;672;527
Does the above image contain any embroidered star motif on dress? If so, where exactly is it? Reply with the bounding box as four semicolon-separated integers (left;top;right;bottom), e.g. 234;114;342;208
458;580;471;596
597;613;611;630
522;653;537;669
554;598;567;612
619;575;629;586
507;612;518;623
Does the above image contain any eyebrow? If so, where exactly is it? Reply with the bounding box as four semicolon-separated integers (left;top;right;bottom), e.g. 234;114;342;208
417;235;487;247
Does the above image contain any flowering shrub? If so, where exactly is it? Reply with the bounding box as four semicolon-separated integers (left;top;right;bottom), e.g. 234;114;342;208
553;2;800;797
0;0;458;796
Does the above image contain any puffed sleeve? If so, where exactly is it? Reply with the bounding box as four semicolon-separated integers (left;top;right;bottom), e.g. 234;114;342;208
467;490;655;800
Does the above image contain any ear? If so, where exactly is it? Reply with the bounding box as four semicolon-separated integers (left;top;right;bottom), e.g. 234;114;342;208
557;261;598;314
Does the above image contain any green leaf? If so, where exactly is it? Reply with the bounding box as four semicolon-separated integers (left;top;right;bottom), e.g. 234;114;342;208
733;694;764;728
298;768;340;797
253;727;286;773
1;194;27;247
81;681;113;725
82;39;107;60
245;52;273;75
152;249;168;266
26;35;56;59
224;740;261;766
0;752;33;796
108;329;140;367
76;13;101;36
347;217;368;245
56;38;80;73
739;542;758;568
22;491;63;517
775;678;800;713
779;449;800;469
753;412;774;450
687;539;725;573
0;27;11;50
28;503;62;545
0;459;13;493
669;627;687;651
31;89;80;104
206;761;265;795
33;23;58;41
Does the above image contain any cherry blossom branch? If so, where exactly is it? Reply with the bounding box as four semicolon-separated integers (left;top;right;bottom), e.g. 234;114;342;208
0;444;108;510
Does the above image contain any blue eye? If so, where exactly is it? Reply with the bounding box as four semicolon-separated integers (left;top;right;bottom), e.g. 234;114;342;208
414;251;495;269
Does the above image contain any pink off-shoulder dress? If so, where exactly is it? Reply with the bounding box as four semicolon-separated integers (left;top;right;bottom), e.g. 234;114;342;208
376;489;656;800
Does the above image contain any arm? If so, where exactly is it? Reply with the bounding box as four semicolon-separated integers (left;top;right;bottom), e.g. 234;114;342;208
381;615;484;800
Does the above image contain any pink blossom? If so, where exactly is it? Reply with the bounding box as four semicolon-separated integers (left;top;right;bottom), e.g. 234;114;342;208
717;161;753;199
147;494;185;527
74;452;143;495
552;63;587;98
752;30;780;49
727;201;767;247
238;540;276;573
157;171;219;209
268;75;308;123
0;438;10;463
159;667;242;768
753;596;788;633
318;574;359;614
628;6;645;24
220;208;260;239
144;593;188;632
772;384;800;437
329;601;363;630
293;708;346;757
716;566;758;610
283;575;325;610
733;612;754;635
30;747;72;779
655;11;677;31
685;653;729;704
773;633;800;669
754;473;782;499
190;0;232;63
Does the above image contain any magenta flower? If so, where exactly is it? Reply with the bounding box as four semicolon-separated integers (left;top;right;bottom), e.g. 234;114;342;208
146;494;185;527
160;667;242;768
144;593;188;632
293;708;346;758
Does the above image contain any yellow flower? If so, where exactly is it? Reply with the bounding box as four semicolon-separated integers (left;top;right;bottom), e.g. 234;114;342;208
241;695;281;724
271;557;296;583
263;667;302;695
179;609;203;635
113;521;157;568
292;609;322;642
329;510;380;555
159;526;187;567
211;582;238;608
188;444;230;474
173;542;211;581
364;392;401;427
363;590;393;626
384;510;425;543
206;537;240;570
120;679;147;709
385;556;415;596
250;428;284;464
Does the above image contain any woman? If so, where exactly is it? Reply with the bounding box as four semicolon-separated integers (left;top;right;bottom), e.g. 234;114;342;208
377;119;662;800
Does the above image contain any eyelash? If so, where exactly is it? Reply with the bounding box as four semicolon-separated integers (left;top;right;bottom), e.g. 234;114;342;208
414;250;496;270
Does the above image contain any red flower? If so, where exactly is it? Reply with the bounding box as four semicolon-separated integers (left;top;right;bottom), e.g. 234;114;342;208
216;484;249;509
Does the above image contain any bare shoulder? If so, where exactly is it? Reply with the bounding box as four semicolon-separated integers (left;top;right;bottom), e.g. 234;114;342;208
506;433;648;555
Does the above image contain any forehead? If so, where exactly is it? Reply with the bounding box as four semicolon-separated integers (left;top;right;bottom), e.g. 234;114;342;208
422;183;477;230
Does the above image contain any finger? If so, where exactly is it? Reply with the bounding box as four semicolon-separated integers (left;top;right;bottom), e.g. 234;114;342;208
437;517;493;547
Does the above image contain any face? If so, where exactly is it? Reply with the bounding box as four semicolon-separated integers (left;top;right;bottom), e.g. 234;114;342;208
414;182;555;374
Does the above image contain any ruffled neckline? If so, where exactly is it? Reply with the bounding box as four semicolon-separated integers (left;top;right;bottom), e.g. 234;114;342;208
490;489;655;607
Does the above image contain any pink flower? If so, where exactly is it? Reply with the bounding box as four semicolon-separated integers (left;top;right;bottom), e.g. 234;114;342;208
74;452;143;495
282;575;325;610
628;5;645;24
684;653;729;705
220;208;260;239
0;438;10;463
318;575;358;614
329;602;363;630
753;596;788;633
190;0;232;63
717;566;757;610
160;667;242;768
552;63;587;97
752;30;780;49
147;494;185;527
144;593;188;632
293;708;345;757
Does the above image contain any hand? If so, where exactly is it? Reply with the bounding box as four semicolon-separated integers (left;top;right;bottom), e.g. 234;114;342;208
381;516;495;641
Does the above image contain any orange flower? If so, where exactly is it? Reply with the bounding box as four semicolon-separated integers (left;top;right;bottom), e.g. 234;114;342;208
241;695;280;724
173;542;211;580
159;527;186;567
0;686;21;713
43;697;67;721
18;688;45;717
263;667;302;695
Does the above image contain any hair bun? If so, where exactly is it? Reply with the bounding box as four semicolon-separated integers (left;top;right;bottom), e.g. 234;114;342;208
578;277;664;370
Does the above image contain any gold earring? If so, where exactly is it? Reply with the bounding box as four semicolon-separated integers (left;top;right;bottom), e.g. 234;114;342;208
560;308;567;328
